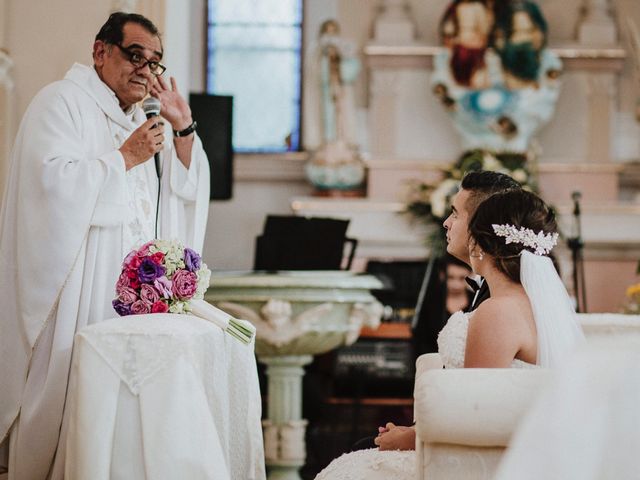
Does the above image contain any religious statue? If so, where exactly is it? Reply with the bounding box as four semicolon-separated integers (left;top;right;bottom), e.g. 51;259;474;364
432;0;561;154
305;19;365;195
439;0;494;89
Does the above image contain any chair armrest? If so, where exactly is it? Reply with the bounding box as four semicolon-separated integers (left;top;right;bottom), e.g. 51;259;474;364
416;353;444;375
414;369;549;447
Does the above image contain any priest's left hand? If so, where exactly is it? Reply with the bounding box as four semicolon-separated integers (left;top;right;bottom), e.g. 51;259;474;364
151;76;193;133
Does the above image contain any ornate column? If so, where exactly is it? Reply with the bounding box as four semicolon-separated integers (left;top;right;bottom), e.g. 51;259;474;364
206;272;383;480
261;355;312;480
578;0;617;45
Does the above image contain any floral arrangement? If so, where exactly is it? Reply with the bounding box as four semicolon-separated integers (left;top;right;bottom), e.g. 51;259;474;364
623;282;640;315
112;239;255;344
405;149;536;256
113;239;211;316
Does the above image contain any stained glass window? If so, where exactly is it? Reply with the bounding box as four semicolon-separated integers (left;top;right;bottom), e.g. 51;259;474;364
207;0;303;152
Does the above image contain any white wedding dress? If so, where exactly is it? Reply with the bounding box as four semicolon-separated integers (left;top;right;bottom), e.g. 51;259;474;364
315;311;537;480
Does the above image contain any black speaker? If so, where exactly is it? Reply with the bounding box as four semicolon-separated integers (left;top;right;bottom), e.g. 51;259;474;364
189;93;233;200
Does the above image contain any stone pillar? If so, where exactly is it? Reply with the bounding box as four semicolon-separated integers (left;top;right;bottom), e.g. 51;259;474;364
372;0;415;44
260;355;313;480
585;75;616;162
578;0;617;45
369;70;401;158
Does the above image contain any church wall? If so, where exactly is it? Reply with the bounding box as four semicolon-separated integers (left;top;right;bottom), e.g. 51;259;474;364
0;1;638;297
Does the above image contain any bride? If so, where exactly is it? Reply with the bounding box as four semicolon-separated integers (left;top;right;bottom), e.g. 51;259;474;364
315;188;585;480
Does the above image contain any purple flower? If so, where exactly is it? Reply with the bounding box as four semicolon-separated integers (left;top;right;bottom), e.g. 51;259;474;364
113;299;131;316
138;258;166;283
171;269;198;299
154;276;173;299
184;248;201;272
140;284;161;304
131;300;151;315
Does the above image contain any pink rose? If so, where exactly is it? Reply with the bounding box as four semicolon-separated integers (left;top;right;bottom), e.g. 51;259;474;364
123;250;137;267
118;286;139;305
140;284;161;304
138;241;154;256
131;300;151;315
151;301;169;313
171;269;198;299
116;272;130;290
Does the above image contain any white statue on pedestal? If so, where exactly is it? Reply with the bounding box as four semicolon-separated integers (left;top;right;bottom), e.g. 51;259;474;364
306;19;365;194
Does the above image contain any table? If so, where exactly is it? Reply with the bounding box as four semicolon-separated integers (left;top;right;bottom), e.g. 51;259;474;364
65;313;265;480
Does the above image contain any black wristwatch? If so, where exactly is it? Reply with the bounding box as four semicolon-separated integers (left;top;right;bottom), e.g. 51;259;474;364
173;121;197;137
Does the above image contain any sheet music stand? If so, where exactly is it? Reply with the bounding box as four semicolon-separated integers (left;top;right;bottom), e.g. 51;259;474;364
253;215;358;271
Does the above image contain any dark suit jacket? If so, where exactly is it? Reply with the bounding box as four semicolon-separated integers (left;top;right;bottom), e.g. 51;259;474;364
467;279;490;312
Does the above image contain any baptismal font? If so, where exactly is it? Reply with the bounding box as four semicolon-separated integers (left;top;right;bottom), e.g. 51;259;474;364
206;271;383;480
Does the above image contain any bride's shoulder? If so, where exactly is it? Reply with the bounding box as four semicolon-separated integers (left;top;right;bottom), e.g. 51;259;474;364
470;297;524;330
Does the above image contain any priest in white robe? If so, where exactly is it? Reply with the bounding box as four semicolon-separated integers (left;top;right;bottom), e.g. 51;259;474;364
0;12;210;479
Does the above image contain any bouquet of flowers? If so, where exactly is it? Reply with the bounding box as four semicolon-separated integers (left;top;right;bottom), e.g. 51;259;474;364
623;282;640;314
113;239;254;344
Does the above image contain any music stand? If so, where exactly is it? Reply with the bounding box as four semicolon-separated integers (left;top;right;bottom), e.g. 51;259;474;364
253;215;358;271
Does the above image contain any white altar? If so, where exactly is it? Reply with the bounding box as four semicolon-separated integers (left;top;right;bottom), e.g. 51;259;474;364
65;314;265;480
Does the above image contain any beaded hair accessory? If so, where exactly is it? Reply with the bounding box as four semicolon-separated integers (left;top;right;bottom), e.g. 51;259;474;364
492;224;559;256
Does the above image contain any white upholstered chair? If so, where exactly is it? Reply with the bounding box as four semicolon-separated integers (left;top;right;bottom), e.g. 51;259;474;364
413;313;640;480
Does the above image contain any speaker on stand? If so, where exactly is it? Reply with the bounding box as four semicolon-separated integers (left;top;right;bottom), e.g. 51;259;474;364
188;93;233;200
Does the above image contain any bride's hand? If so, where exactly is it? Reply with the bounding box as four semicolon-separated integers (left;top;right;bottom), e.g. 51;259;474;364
374;425;416;451
377;421;395;436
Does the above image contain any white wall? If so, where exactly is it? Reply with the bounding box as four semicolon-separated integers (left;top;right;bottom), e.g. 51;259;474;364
2;0;639;272
163;0;192;96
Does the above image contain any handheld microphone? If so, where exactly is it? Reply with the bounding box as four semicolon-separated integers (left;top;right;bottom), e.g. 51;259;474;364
142;97;162;179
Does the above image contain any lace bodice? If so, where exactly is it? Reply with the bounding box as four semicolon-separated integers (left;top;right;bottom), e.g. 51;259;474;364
437;310;539;369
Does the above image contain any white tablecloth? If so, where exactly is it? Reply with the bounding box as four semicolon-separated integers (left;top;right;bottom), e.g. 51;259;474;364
65;313;265;480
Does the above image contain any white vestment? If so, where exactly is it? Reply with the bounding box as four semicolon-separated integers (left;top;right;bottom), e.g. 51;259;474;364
0;63;210;479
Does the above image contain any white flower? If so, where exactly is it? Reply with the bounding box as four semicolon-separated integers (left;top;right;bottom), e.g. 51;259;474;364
430;179;458;218
482;153;501;170
512;168;528;183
